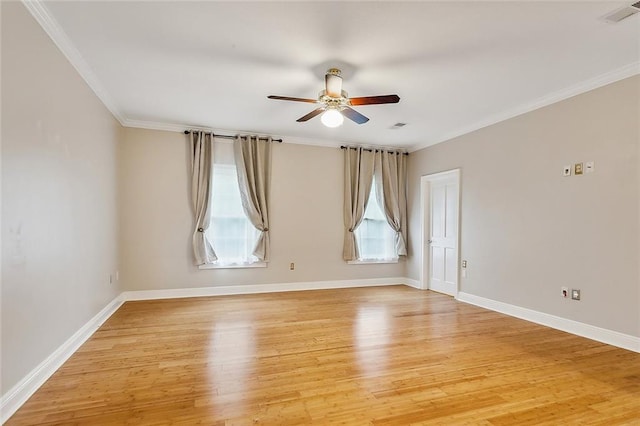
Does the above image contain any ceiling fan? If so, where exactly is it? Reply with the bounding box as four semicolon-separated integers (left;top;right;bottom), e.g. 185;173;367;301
267;68;400;128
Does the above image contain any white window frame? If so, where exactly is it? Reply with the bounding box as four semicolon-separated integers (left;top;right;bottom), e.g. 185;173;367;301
199;261;266;270
347;259;398;265
199;144;266;270
349;177;398;264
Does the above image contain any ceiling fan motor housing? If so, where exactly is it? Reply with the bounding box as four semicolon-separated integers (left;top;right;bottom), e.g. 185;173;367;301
325;68;344;98
319;90;349;107
267;66;399;125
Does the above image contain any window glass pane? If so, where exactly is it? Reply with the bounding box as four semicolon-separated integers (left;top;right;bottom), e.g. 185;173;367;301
355;179;397;261
207;164;259;265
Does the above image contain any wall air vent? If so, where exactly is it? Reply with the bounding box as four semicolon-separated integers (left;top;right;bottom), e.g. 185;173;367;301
603;2;640;23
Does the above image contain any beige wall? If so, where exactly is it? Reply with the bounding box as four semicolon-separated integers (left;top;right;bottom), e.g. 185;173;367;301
119;128;405;291
407;76;640;337
1;3;121;393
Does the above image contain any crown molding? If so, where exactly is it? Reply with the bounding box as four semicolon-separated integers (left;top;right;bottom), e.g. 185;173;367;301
22;0;638;154
122;118;352;149
409;61;640;152
123;119;410;151
122;119;210;134
130;60;640;153
21;0;126;125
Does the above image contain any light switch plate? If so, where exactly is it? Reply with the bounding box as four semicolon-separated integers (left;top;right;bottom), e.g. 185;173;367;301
571;289;581;300
563;166;571;177
585;161;594;173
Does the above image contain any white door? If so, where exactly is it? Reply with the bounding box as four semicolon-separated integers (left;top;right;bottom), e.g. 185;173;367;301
423;172;459;296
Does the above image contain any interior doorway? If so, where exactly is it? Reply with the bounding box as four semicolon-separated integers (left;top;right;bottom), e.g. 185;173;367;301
420;169;461;296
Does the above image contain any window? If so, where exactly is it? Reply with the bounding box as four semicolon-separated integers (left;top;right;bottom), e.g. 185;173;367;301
204;142;262;268
353;179;397;262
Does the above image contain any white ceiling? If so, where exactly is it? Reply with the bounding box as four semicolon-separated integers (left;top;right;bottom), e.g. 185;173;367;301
28;1;640;151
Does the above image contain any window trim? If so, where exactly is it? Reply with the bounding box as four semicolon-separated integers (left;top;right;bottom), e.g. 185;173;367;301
351;176;398;263
347;258;398;265
198;261;267;270
207;159;261;267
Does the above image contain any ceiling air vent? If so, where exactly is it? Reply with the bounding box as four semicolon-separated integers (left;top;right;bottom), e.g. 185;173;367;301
603;2;640;23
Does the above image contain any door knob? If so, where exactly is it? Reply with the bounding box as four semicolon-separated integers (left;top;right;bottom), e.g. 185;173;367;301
427;240;433;244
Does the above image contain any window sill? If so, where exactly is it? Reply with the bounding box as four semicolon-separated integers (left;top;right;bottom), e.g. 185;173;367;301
347;259;399;265
199;262;267;270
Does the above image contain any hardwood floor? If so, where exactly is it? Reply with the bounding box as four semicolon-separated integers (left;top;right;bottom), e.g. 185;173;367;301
6;286;640;425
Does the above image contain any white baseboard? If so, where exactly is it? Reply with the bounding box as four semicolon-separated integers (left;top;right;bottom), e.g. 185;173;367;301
7;283;635;425
121;277;410;301
402;278;422;289
0;278;416;422
1;295;124;424
457;292;640;353
2;277;415;422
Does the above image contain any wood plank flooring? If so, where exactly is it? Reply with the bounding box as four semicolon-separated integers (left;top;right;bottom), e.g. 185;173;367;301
6;286;640;425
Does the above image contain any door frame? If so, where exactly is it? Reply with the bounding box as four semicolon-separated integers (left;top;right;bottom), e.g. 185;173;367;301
420;169;461;296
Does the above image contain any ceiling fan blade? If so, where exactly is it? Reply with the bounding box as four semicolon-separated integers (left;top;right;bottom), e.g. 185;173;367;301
325;69;343;98
268;95;318;104
348;94;400;106
341;107;369;124
296;108;325;122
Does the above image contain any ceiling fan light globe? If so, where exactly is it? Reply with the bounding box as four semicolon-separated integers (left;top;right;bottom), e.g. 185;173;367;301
321;109;344;128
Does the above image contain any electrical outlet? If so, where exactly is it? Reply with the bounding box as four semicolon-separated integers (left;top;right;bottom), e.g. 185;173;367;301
563;166;571;177
574;163;583;175
461;260;467;268
571;289;581;300
561;286;568;298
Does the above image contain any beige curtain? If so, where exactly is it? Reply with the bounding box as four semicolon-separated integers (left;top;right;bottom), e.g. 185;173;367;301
375;151;408;256
189;131;217;265
343;147;375;261
234;135;272;261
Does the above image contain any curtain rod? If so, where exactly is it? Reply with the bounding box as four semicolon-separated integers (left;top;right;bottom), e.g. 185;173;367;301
340;145;409;156
184;130;282;143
